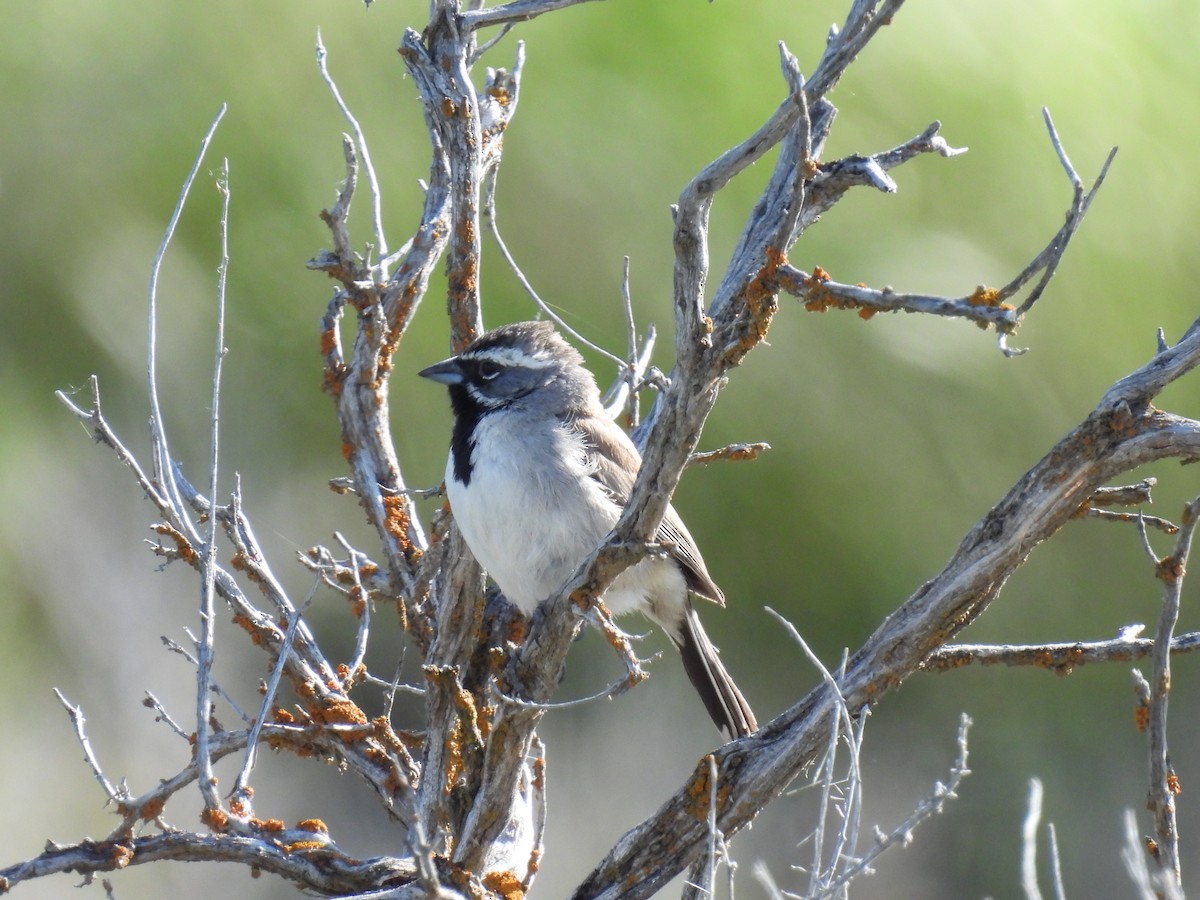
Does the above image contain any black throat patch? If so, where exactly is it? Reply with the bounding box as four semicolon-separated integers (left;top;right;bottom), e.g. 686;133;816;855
448;383;485;486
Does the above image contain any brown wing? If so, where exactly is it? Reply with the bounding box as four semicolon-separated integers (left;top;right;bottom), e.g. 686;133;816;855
573;411;725;605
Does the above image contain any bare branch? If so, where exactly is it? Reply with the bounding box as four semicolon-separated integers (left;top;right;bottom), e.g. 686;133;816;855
146;104;226;547
689;442;771;467
922;630;1200;674
230;589;313;804
1010;113;1117;316
1140;494;1200;888
1083;507;1178;533
52;691;125;807
142;692;189;740
27;2;1200;898
316;30;388;272
0;831;421;897
1021;778;1046;900
56;377;172;516
1088;478;1158;508
571;326;1200;899
195;155;232;818
808;0;908;99
824;714;972;897
460;0;606;29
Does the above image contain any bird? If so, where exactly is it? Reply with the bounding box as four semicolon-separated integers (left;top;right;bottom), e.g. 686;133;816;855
419;320;757;739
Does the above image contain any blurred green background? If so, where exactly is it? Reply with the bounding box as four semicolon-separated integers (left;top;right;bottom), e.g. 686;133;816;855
3;0;1198;897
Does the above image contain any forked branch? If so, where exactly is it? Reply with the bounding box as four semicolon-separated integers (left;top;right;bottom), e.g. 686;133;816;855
572;324;1200;899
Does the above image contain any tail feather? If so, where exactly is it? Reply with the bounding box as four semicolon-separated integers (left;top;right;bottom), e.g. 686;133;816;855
674;603;757;739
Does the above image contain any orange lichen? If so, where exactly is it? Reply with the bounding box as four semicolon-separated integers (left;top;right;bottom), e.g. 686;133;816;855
200;805;229;832
737;246;785;352
319;327;338;359
152;523;196;563
1134;701;1150;732
110;843;134;869
487;84;511;107
444;719;466;794
349;585;367;618
1156;555;1185;582
1168;773;1182;795
966;285;1002;307
801;266;843;314
683;755;731;820
296;818;329;833
139;796;166;822
380;494;423;565
232;612;266;647
483;870;525;900
314;696;369;728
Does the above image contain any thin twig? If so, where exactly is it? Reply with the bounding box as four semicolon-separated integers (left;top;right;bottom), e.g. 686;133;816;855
231;580;316;802
316;30;387;272
460;0;605;29
1021;778;1045;900
1081;507;1177;534
689;442;771;467
922;630;1200;674
1121;808;1166;900
482;169;626;368
195;156;231;816
493;651;662;713
821;713;972;897
161;634;252;723
1008;111;1117;318
142;692;189;740
1046;823;1067;900
147;104;226;545
56;377;171;516
53;690;124;805
1141;495;1200;888
1088;477;1157;508
764;608;862;898
335;532;373;680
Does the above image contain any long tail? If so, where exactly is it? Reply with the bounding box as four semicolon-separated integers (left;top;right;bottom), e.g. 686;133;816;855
672;602;758;739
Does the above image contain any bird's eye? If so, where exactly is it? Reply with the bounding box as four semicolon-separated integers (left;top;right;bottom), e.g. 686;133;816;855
477;360;502;380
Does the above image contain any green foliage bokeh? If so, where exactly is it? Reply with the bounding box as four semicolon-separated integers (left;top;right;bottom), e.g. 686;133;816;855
2;1;1198;897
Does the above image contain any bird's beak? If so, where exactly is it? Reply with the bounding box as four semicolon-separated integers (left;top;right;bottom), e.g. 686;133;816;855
418;357;465;385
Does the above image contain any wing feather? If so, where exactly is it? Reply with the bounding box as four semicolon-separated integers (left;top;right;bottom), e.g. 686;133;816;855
569;411;724;605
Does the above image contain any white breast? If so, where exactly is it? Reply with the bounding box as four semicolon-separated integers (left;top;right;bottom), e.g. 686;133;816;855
446;412;685;622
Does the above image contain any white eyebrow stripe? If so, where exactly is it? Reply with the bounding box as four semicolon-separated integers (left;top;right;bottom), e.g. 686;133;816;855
462;346;556;369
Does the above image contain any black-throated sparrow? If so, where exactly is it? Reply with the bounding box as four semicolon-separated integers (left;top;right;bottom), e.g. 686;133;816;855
419;320;757;739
